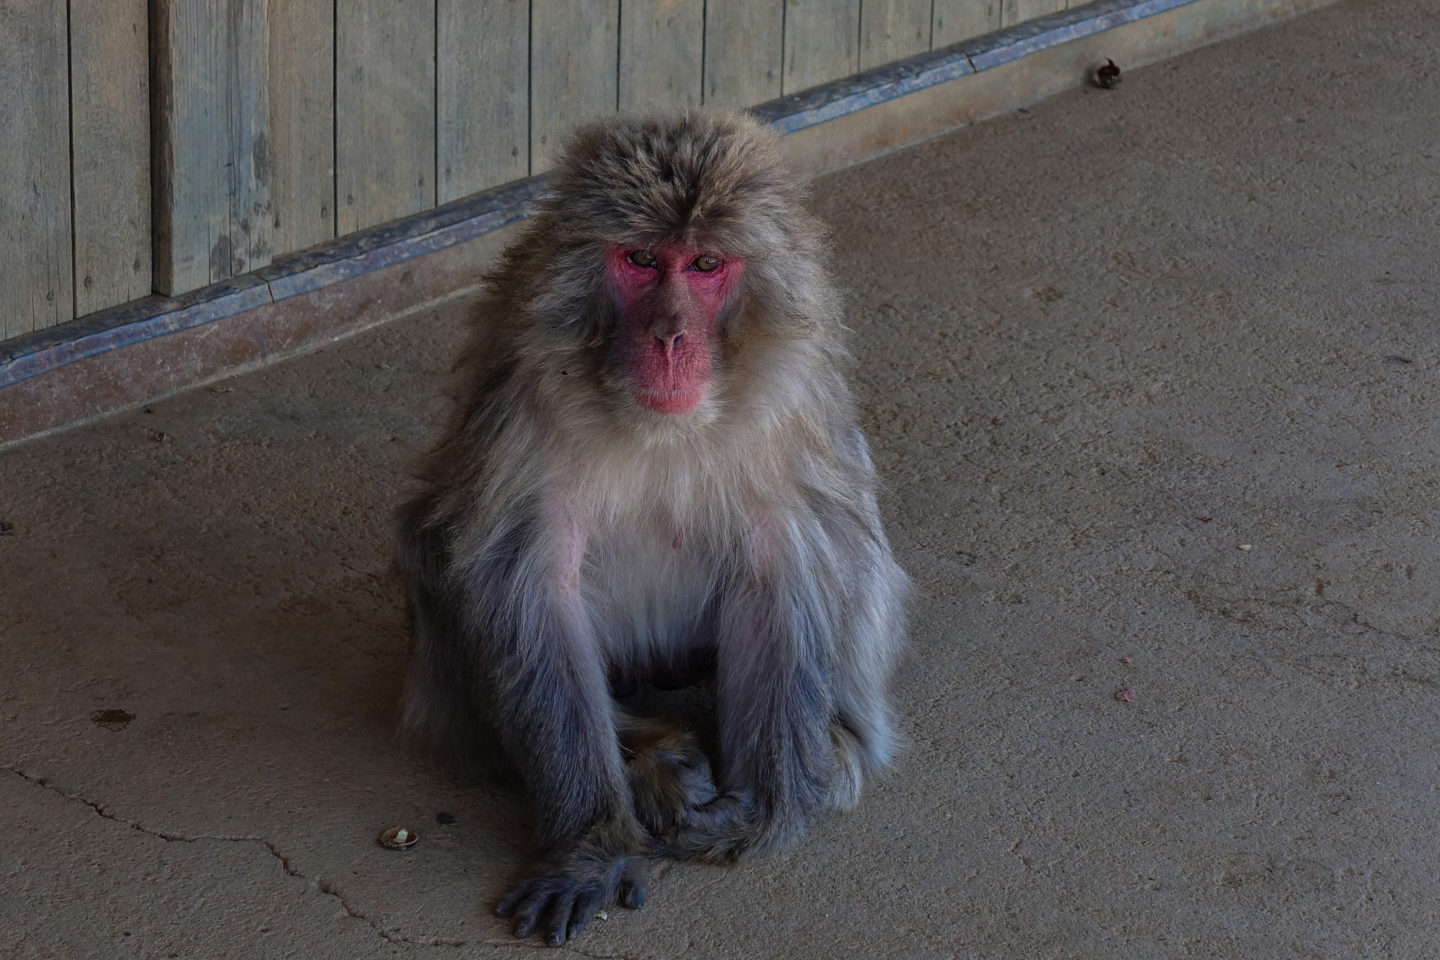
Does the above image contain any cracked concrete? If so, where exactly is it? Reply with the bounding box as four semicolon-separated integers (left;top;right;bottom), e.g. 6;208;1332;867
5;766;465;949
2;0;1438;956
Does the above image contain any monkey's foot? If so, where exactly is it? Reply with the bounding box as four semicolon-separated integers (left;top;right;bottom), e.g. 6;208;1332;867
496;845;649;946
623;726;719;836
657;790;758;865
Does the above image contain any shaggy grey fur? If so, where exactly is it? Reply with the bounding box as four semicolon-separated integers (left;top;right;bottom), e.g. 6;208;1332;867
396;112;907;946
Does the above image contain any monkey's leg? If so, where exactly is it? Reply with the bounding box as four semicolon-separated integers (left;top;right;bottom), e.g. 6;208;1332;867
823;541;907;812
619;718;718;835
396;508;502;773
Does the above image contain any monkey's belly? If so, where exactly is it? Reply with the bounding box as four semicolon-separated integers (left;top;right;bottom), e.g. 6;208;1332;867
582;531;720;695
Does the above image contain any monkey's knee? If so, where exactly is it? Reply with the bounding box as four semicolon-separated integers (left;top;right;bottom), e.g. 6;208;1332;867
621;723;718;836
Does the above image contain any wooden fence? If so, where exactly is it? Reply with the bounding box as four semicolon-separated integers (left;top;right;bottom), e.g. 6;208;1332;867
0;0;1075;344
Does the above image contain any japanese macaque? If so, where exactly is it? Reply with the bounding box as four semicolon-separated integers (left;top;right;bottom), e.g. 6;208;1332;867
396;112;906;945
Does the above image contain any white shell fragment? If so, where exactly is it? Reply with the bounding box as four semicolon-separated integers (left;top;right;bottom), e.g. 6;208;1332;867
378;826;420;850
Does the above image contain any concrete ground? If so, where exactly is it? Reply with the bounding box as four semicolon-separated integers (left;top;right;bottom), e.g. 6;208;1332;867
3;0;1437;956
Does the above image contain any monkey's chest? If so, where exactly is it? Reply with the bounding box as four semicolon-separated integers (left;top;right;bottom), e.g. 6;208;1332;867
580;524;720;690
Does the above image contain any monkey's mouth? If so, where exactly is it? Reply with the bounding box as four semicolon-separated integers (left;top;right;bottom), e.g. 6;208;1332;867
634;386;706;416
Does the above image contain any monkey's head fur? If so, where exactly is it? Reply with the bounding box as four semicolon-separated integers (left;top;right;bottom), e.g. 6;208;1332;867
477;112;845;442
542;112;811;261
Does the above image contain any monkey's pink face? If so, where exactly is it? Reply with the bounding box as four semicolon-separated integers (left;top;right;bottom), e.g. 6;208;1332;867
606;245;745;416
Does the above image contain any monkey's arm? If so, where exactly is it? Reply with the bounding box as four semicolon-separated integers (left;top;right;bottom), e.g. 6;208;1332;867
724;572;839;846
485;519;654;943
664;464;905;863
403;508;650;945
658;508;844;861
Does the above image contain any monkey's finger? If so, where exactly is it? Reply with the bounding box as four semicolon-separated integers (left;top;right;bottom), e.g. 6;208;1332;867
498;884;548;939
693;789;753;820
566;887;606;940
494;882;530;918
544;890;580;946
509;915;538;944
617;876;648;909
512;902;544;941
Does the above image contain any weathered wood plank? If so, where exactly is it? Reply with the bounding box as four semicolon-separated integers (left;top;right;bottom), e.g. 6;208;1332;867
438;0;529;202
933;0;1003;46
0;1;73;337
860;0;931;70
269;0;333;254
151;0;273;297
335;0;436;233
530;0;619;172
783;0;861;94
703;0;783;110
70;0;151;318
619;0;703;113
1003;0;1069;28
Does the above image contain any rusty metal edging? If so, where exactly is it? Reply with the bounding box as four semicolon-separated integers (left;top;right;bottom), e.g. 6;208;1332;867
0;0;1192;391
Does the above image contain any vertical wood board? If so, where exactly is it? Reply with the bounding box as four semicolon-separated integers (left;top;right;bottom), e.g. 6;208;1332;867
268;0;334;254
529;0;619;172
438;0;529;202
619;0;703;113
702;0;783;111
0;1;73;338
860;0;931;71
70;0;151;318
933;0;1003;47
1003;0;1069;27
151;0;273;296
336;0;436;234
783;0;861;94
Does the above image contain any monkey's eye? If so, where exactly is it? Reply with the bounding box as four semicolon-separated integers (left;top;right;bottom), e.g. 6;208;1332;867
691;254;721;272
627;250;657;268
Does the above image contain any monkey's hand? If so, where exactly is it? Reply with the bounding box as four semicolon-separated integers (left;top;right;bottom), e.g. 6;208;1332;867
657;790;758;865
626;729;719;836
496;832;650;946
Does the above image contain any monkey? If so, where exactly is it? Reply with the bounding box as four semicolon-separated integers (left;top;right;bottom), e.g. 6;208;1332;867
396;112;907;946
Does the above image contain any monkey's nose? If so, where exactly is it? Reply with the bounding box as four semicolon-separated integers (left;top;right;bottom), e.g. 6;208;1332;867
655;333;684;358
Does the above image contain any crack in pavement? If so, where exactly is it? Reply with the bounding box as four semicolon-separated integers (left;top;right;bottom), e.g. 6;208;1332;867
1187;589;1434;651
5;766;466;950
565;949;640;960
1317;597;1434;652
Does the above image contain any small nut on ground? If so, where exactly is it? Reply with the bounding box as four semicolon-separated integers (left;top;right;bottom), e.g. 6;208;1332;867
378;826;420;849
